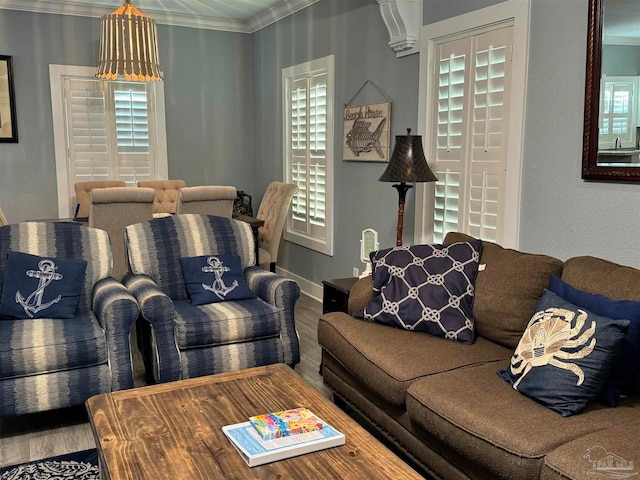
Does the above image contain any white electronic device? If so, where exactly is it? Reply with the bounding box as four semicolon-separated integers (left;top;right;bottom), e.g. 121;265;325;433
359;228;379;278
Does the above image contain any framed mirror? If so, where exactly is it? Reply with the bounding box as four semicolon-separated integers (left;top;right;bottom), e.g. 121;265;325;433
582;0;640;182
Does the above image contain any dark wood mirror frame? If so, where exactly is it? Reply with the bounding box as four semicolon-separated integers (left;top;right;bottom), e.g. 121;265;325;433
582;0;640;182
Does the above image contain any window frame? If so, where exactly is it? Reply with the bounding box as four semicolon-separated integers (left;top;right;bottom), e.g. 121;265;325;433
415;0;530;249
49;65;168;218
282;55;335;256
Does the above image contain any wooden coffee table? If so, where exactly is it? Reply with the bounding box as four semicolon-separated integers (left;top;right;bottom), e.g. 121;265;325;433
86;364;422;479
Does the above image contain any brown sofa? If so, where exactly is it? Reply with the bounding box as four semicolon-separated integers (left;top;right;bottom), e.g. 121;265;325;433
318;232;640;480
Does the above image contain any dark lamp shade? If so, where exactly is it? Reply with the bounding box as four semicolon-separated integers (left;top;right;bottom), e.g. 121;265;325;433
379;130;437;183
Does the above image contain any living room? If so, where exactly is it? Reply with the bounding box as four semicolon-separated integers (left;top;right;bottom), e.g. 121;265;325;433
0;0;639;478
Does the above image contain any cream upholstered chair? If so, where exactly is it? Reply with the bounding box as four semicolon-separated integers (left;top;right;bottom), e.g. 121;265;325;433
138;180;186;217
74;180;126;219
0;206;7;226
256;182;298;272
176;186;236;217
89;187;155;280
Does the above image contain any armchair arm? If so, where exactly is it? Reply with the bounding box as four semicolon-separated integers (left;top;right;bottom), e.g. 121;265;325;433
93;277;139;391
245;266;301;366
122;273;181;383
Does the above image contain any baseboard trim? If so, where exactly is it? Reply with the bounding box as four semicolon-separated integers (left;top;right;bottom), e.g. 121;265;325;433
276;267;323;303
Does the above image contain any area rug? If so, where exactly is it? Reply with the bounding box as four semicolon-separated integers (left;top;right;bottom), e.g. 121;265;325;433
0;449;98;480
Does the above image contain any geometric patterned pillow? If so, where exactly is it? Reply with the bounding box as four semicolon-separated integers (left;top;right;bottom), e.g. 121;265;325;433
362;241;482;344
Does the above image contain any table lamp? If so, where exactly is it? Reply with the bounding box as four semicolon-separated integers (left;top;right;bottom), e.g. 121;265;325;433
379;128;437;246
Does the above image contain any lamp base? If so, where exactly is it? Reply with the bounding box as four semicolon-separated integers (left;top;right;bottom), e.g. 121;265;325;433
392;182;413;247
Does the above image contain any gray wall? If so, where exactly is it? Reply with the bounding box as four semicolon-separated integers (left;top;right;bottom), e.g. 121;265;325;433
521;0;640;267
252;0;421;284
602;45;640;75
0;9;254;222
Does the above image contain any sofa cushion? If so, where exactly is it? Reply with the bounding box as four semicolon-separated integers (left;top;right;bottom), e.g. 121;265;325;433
361;242;481;344
541;420;640;480
179;254;255;305
549;274;640;406
406;362;640;480
562;255;640;394
317;313;511;407
0;311;107;378
498;290;629;417
444;232;563;349
0;252;87;320
173;298;280;349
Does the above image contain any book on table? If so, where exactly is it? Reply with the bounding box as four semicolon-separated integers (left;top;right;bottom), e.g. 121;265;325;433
249;407;323;440
222;411;345;467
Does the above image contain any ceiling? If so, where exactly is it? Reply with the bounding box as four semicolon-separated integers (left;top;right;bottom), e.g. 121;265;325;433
0;0;321;33
603;0;640;43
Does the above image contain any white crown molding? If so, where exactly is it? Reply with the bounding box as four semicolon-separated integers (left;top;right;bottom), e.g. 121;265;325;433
0;0;319;33
603;35;640;46
377;0;422;57
247;0;321;33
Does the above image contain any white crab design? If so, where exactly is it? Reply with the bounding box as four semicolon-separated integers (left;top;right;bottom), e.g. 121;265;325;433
510;307;596;390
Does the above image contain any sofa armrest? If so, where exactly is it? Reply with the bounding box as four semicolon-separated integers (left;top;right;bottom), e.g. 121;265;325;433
122;273;181;383
348;276;374;314
245;266;301;366
93;277;139;391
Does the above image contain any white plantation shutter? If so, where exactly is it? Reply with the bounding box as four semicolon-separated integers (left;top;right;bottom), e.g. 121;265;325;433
65;79;110;183
283;56;334;256
431;26;513;244
113;84;155;184
598;76;638;149
62;77;159;212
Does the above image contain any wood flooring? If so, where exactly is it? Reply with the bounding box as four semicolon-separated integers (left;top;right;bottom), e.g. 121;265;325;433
0;294;328;468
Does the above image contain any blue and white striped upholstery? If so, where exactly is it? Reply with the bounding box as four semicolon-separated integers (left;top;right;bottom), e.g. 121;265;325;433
0;222;139;416
123;214;300;383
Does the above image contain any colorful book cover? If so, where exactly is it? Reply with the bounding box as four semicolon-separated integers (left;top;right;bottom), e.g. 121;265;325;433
249;408;323;440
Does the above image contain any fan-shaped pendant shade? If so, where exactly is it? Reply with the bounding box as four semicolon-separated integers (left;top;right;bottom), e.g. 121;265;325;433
96;0;163;82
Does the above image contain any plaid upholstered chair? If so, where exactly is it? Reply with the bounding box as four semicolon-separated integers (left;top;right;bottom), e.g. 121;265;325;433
0;222;139;417
123;214;300;383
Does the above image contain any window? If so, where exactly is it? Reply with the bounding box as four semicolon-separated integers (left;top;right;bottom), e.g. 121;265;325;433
282;56;334;256
415;0;529;248
50;65;168;217
431;27;513;244
598;76;638;149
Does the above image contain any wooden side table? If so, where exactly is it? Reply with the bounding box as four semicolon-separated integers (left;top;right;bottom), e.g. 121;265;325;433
322;277;360;314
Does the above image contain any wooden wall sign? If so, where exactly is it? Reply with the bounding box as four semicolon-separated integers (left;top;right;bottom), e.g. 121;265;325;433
343;100;390;162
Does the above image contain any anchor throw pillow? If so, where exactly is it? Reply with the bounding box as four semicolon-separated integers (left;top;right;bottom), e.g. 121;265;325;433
179;254;256;305
498;289;629;417
361;241;482;344
0;251;87;319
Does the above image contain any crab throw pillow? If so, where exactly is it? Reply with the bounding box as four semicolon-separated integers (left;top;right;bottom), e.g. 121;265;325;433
498;289;629;417
361;241;482;344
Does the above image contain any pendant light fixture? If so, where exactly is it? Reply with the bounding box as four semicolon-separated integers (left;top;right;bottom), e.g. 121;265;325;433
96;0;163;82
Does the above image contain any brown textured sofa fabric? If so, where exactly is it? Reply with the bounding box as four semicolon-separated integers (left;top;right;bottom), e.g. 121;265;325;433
318;313;512;406
444;232;563;349
406;363;640;480
540;419;640;480
319;232;640;479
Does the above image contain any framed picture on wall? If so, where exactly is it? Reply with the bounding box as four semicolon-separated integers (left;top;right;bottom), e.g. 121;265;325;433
0;55;18;143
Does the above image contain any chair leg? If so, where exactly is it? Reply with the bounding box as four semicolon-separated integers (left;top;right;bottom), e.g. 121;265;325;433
270;262;276;273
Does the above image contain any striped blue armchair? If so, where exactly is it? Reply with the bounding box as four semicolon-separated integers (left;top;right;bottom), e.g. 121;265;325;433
123;214;300;383
0;222;139;416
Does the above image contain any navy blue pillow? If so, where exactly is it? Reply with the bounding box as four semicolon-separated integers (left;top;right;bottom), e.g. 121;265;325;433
0;251;87;319
498;289;629;417
361;241;482;344
179;255;256;305
548;274;640;406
